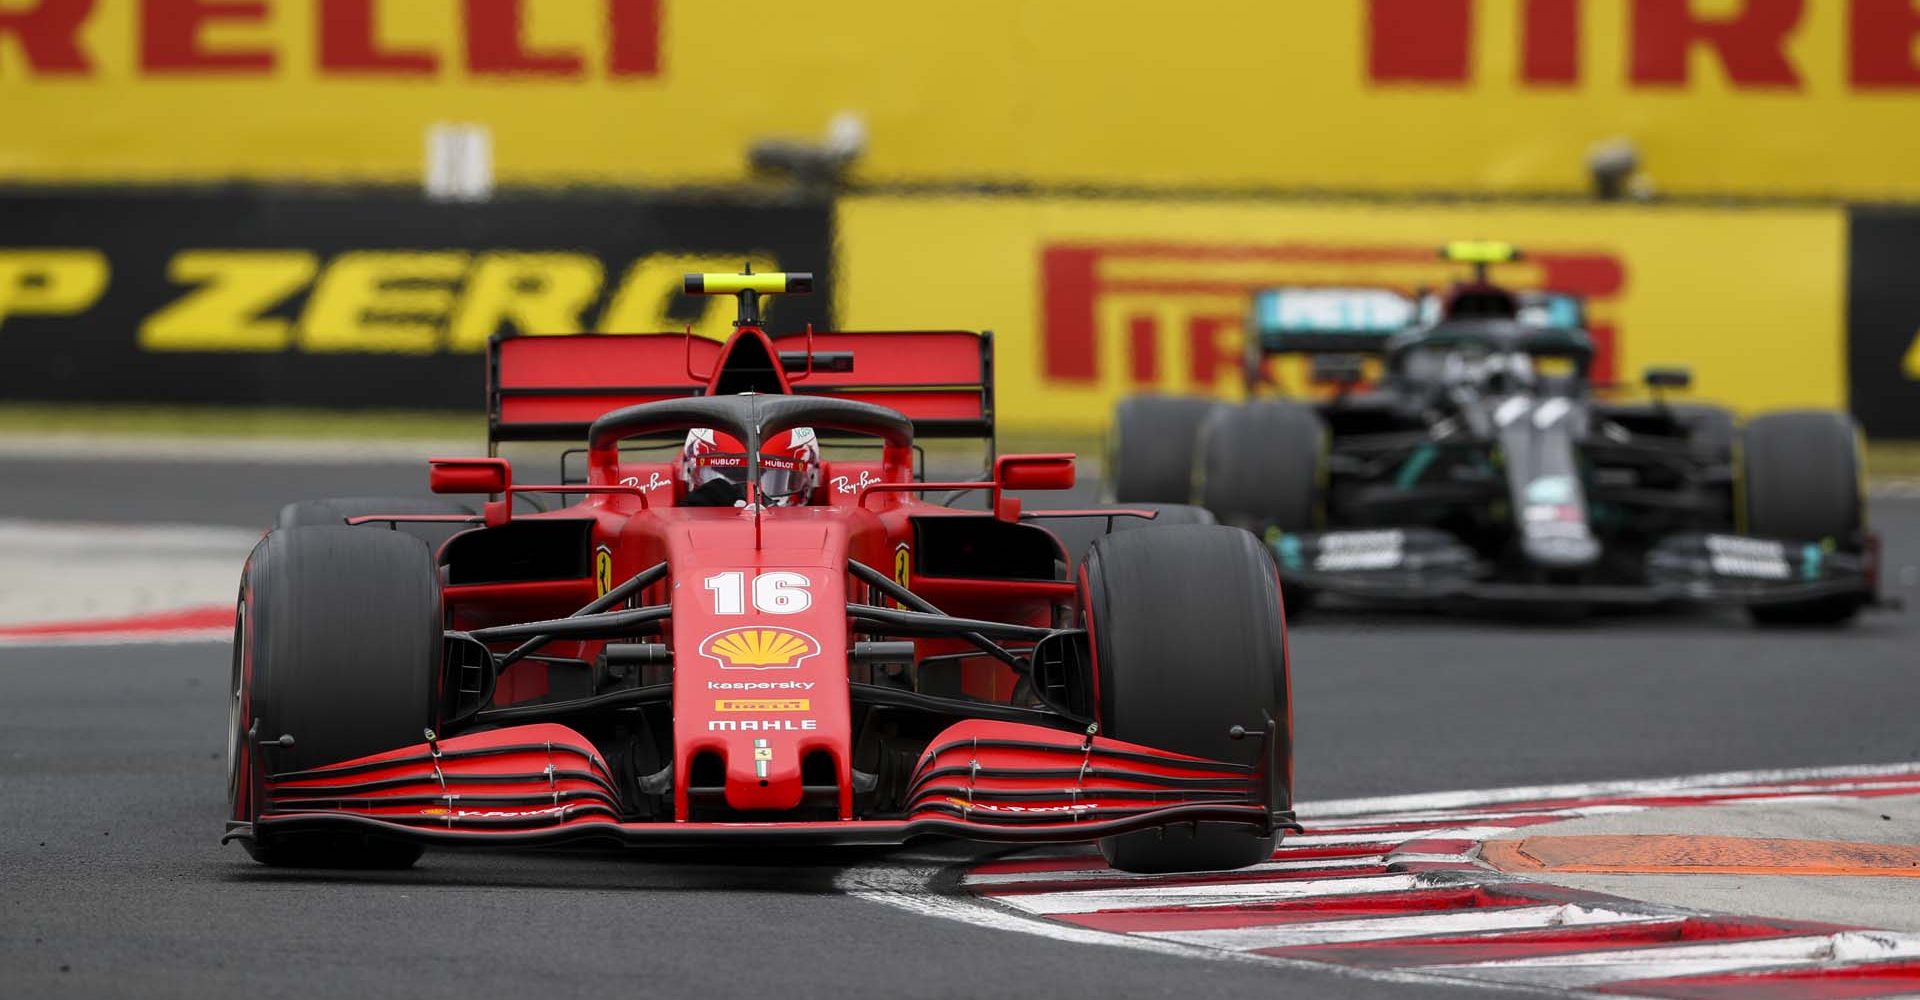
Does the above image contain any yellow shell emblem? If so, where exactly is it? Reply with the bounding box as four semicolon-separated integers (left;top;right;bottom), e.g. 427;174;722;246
700;626;820;670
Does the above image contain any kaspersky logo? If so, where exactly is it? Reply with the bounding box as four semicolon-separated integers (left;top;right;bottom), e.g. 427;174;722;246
700;626;821;670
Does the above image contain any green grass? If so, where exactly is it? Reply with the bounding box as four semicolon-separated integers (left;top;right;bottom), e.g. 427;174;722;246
0;403;483;441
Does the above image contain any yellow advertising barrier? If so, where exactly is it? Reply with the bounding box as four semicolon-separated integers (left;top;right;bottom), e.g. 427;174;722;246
4;1;1920;197
836;196;1847;435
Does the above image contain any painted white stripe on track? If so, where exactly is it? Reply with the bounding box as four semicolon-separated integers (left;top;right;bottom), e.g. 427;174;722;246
1140;904;1662;952
1283;825;1520;848
1297;762;1920;820
962;854;1387;887
836;859;1549;997
990;874;1425;916
1383;853;1477;866
1423;931;1920;989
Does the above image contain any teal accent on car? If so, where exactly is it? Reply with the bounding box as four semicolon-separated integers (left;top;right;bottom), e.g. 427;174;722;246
1395;444;1437;490
1802;543;1823;581
1271;531;1305;571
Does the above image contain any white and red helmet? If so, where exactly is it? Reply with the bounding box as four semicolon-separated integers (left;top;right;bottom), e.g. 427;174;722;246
678;427;820;506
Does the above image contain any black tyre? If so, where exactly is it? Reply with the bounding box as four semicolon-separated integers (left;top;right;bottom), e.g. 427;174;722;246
1198;401;1324;532
230;527;442;868
1082;525;1290;873
1740;410;1866;626
1672;404;1736;463
1108;396;1218;503
278;495;478;551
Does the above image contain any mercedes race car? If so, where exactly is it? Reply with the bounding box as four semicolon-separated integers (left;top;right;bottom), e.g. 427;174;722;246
226;270;1294;873
1111;243;1883;624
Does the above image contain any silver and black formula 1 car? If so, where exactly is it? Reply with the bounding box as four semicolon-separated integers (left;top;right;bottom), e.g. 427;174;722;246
1111;243;1884;624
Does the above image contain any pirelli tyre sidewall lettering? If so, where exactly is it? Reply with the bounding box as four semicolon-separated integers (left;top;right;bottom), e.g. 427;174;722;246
0;188;831;409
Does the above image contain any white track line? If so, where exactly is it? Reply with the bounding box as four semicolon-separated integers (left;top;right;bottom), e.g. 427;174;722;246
1141;904;1662;952
1425;931;1920;989
990;874;1426;916
962;854;1387;887
1300;761;1920;820
834;859;1554;997
1282;825;1529;848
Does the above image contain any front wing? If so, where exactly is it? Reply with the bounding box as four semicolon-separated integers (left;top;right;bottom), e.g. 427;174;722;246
226;721;1291;850
1269;528;1881;608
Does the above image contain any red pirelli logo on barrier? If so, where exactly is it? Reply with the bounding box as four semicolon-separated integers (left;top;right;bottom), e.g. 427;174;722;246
1039;242;1627;390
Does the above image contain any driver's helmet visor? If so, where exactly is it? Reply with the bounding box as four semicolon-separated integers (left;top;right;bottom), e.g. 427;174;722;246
689;453;809;503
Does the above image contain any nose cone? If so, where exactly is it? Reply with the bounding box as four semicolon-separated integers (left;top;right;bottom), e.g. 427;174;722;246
1523;527;1601;568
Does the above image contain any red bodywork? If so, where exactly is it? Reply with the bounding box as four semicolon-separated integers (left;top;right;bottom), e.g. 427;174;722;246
235;322;1286;849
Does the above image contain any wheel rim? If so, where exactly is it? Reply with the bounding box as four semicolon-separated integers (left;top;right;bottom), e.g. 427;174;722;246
227;600;249;818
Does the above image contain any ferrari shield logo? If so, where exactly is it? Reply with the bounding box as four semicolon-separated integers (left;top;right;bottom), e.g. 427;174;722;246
700;626;821;670
753;738;772;778
594;545;614;597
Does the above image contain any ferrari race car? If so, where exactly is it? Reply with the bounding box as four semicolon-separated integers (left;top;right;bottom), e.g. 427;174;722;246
1111;242;1883;624
226;270;1294;873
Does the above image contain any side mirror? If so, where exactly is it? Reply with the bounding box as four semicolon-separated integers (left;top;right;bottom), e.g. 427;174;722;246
991;453;1075;523
1643;366;1692;391
430;457;511;495
995;453;1076;492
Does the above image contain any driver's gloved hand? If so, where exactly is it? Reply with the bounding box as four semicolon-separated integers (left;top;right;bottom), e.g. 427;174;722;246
683;479;747;508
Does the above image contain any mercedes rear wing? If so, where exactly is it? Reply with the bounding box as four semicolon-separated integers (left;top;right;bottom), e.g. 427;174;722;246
486;329;995;452
1248;287;1588;357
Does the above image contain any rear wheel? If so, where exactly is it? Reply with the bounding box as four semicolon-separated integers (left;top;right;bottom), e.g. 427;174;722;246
1672;404;1736;463
1198;401;1324;532
1199;401;1325;615
1109;397;1218;504
1740;411;1866;627
231;526;442;867
1082;525;1290;873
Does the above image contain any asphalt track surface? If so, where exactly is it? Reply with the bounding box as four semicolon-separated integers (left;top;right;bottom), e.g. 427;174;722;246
4;453;1918;999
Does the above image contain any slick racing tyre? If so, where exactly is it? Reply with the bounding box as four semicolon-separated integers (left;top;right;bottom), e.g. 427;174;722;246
1197;401;1324;532
1672;404;1736;464
278;496;479;550
1082;525;1290;873
230;527;441;868
1108;396;1218;504
1740;410;1867;627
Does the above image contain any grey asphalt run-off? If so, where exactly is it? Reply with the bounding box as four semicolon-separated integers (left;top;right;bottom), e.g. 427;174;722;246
3;453;1918;998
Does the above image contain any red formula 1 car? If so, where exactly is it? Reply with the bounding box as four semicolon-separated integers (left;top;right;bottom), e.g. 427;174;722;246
226;271;1295;874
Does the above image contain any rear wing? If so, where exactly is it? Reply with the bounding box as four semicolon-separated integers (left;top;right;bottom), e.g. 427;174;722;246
1248;287;1587;357
487;330;994;450
1249;287;1415;355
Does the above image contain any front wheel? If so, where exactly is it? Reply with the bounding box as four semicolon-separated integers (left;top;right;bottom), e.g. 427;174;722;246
1108;396;1218;504
1740;411;1867;627
1081;524;1291;873
231;526;442;867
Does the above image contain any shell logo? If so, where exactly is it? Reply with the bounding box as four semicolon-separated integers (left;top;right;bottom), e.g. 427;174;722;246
700;626;821;671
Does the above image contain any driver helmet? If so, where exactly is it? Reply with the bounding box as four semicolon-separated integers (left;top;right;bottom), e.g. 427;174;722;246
678;427;820;507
